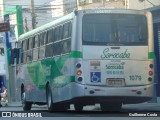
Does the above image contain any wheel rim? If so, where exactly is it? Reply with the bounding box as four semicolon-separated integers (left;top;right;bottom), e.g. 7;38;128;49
75;104;83;111
47;90;52;108
21;92;25;108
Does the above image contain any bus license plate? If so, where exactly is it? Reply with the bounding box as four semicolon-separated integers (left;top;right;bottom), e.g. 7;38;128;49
107;79;124;86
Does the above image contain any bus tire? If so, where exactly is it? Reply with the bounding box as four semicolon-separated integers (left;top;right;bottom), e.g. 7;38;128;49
57;103;69;111
21;92;32;111
74;104;83;111
100;102;122;112
46;86;54;112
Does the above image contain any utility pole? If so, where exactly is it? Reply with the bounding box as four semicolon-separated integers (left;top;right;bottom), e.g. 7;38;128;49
30;0;36;29
102;0;105;7
76;0;79;10
144;0;146;8
24;17;29;32
125;0;129;9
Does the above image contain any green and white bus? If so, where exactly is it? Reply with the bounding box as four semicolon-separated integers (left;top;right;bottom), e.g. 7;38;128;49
16;9;154;112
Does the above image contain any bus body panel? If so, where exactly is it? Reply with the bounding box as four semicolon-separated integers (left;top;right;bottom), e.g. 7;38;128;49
82;46;154;86
83;59;153;86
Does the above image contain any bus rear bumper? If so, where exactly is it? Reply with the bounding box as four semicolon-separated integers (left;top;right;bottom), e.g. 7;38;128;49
84;84;154;97
81;84;154;104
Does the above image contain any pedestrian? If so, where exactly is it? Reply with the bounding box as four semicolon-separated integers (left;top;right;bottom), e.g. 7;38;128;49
0;77;3;107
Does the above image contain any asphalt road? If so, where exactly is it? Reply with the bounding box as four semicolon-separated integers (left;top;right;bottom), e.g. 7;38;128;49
0;103;160;117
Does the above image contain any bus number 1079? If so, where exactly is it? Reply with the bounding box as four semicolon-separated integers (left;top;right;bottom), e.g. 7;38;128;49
129;75;142;81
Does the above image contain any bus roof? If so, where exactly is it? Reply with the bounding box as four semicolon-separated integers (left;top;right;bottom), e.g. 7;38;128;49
78;8;147;15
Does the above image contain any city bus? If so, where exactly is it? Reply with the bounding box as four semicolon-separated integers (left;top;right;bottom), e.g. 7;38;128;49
15;8;154;112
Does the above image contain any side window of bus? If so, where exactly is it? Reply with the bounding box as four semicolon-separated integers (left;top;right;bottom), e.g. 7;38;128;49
22;40;27;64
29;37;33;49
45;30;53;58
48;29;54;43
52;29;55;42
21;41;24;63
39;32;46;59
61;22;72;54
55;27;59;41
26;39;29;50
58;25;63;40
68;22;72;37
33;35;39;61
27;37;33;62
33;35;39;48
40;32;46;46
45;43;53;57
53;42;62;56
52;25;63;56
22;40;26;51
63;23;69;39
26;39;29;63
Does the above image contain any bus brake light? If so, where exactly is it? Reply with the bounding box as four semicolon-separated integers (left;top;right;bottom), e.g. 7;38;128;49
149;71;153;76
76;63;81;68
144;12;147;15
131;90;137;93
77;70;82;75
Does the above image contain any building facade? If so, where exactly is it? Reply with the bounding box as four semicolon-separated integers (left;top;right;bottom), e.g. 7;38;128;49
50;0;76;18
78;0;160;10
1;0;160;34
2;0;54;32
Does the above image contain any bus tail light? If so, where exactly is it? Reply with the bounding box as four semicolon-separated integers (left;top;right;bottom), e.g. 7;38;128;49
148;77;152;82
149;71;153;76
144;12;148;15
77;70;82;75
77;77;83;82
131;90;137;93
76;63;81;68
149;64;153;69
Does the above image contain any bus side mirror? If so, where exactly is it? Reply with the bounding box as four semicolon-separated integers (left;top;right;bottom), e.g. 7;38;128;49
10;48;20;65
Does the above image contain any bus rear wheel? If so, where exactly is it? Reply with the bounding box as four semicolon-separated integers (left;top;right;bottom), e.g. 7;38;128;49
21;92;32;111
74;104;83;111
100;102;122;112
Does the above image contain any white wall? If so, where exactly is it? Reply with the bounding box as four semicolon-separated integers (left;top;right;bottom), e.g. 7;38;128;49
128;0;160;10
50;0;76;18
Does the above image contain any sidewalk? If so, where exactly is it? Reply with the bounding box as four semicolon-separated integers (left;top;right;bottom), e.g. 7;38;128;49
1;100;21;107
122;97;160;111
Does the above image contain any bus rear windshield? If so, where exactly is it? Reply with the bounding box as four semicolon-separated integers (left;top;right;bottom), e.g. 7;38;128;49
82;14;148;46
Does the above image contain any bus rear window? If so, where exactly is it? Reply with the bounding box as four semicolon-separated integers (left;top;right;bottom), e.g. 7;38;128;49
82;14;148;46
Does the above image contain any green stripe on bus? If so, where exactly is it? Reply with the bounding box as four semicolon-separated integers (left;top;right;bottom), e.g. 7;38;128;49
27;57;76;89
70;76;75;82
148;52;154;59
70;51;83;58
